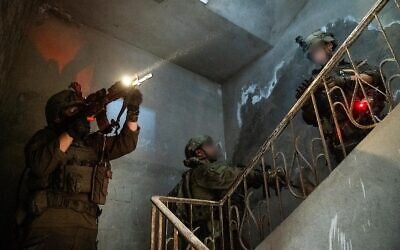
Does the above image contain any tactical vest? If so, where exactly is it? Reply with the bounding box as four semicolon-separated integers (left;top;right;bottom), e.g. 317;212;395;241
29;139;112;218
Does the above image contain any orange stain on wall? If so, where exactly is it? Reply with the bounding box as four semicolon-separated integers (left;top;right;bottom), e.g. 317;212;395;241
75;65;94;96
29;18;84;73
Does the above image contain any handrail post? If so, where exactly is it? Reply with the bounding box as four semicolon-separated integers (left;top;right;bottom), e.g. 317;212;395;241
151;196;209;250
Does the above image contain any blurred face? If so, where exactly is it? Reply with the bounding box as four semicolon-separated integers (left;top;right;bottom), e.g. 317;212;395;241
196;142;219;162
309;42;334;66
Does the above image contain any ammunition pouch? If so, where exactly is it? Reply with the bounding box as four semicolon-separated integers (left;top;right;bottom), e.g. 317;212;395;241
91;162;112;205
29;190;48;216
63;165;94;193
29;190;99;217
47;192;99;217
54;162;112;205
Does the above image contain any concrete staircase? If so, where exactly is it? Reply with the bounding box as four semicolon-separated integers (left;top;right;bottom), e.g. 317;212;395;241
256;105;400;250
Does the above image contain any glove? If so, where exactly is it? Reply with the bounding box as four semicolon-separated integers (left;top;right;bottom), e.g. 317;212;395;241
266;166;287;190
296;79;312;99
125;88;143;122
326;74;352;87
66;115;90;140
267;167;286;181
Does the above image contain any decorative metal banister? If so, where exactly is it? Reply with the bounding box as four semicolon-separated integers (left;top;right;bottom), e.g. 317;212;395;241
151;196;211;250
220;0;390;203
150;0;400;249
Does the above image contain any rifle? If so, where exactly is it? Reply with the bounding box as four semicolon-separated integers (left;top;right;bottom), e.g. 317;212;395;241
68;73;152;134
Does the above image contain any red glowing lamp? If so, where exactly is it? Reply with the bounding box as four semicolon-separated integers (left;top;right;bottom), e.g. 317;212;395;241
354;99;369;113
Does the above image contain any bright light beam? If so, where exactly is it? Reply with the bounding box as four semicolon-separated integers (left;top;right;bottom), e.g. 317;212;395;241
121;73;153;87
121;75;133;86
136;73;153;85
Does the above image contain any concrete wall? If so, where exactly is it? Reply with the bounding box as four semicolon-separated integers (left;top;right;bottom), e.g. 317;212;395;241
256;98;400;250
0;11;224;250
0;1;43;249
206;0;309;44
0;0;42;105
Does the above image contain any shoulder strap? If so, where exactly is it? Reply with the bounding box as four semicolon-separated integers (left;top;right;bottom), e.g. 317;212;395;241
182;170;192;199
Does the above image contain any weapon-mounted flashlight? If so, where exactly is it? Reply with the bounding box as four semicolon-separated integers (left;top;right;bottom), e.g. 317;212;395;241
121;73;153;87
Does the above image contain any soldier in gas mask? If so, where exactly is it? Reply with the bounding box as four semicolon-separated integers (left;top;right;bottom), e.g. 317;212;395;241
169;135;285;249
18;82;142;249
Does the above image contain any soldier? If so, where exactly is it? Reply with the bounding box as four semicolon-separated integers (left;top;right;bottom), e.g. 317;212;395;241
18;82;143;249
169;135;284;249
295;31;386;163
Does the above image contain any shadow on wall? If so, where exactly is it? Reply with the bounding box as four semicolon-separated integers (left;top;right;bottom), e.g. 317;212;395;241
232;18;400;166
0;14;96;249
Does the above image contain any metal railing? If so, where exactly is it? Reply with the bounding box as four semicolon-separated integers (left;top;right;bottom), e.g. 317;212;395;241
150;0;400;249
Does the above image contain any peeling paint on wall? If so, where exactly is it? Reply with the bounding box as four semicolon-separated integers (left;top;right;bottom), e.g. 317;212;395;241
320;15;400;33
320;16;359;32
236;60;285;127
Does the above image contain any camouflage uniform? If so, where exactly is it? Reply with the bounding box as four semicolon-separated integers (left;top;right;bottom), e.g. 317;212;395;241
296;31;385;162
18;88;140;249
169;136;265;249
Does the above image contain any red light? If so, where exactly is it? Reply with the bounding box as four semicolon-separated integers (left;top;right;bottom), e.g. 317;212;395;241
87;116;96;122
354;99;369;112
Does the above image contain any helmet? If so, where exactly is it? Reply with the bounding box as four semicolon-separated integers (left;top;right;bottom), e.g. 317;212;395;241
296;31;336;52
45;86;83;124
184;135;214;159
